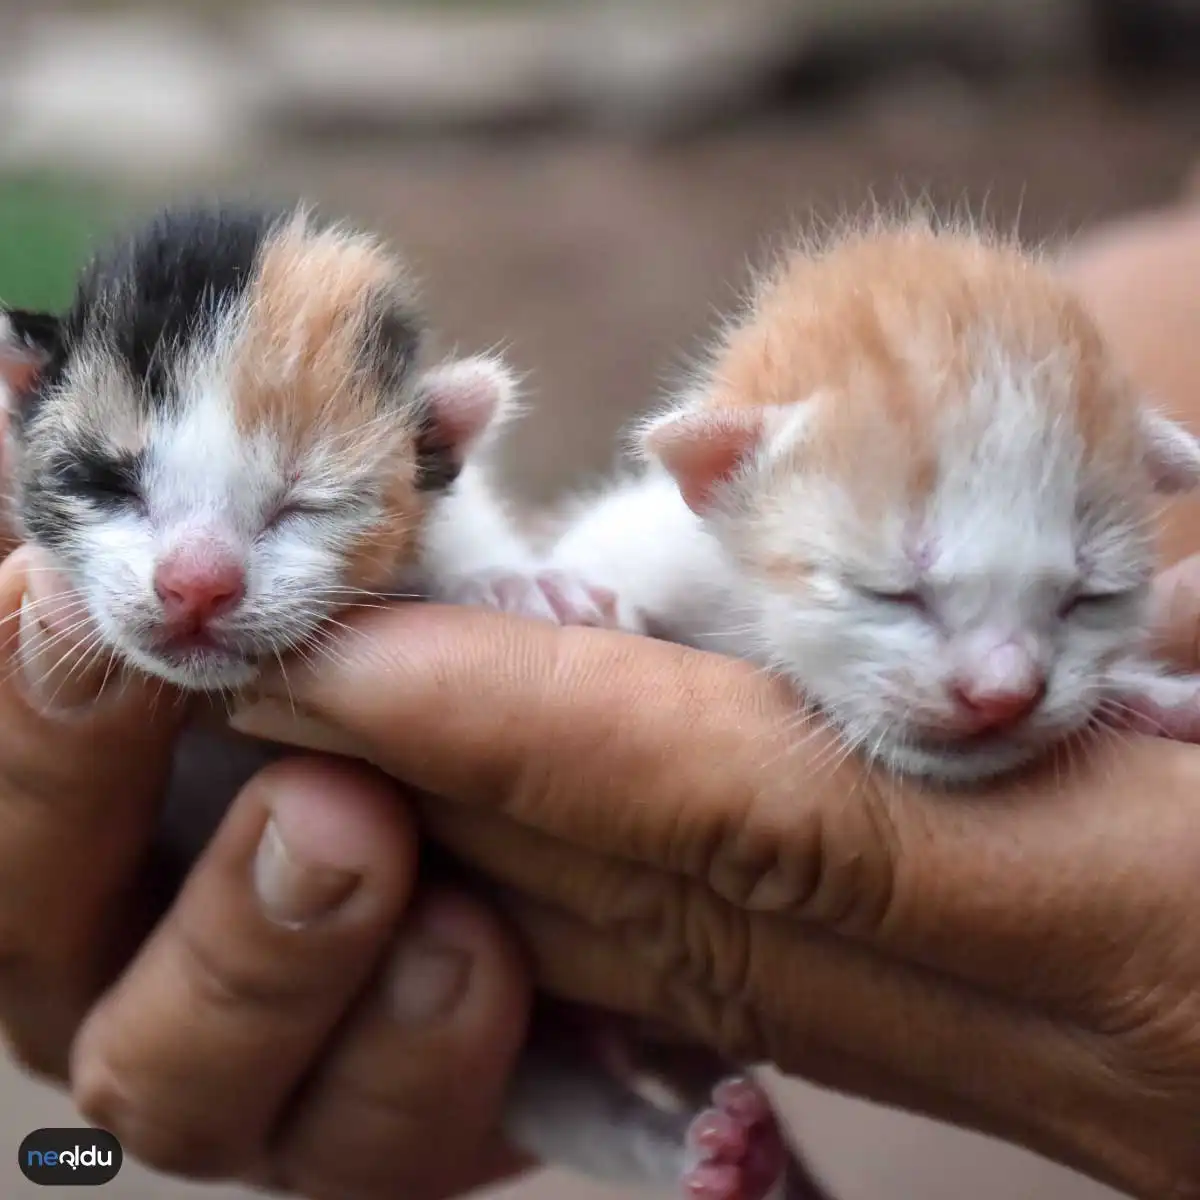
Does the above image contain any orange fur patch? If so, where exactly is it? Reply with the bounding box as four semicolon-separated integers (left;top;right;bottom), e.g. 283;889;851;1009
229;210;430;588
709;221;1144;517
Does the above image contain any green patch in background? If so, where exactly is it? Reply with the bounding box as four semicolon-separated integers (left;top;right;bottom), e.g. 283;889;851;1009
0;177;126;312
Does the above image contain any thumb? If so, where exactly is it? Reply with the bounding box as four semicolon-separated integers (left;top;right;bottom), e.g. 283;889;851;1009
1147;554;1200;671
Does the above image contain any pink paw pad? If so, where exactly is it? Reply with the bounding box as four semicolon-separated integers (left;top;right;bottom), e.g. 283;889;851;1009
446;570;620;629
534;571;620;628
682;1077;786;1200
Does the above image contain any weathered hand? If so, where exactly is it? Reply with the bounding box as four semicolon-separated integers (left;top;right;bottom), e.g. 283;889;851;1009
231;555;1200;1200
0;546;532;1200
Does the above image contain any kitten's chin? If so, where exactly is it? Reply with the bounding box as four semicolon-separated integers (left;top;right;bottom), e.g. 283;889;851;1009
882;739;1042;786
121;641;261;693
883;719;1105;786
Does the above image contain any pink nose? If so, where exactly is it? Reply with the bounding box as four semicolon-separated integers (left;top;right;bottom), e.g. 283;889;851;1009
948;640;1047;734
950;648;1047;732
951;678;1047;732
154;550;246;629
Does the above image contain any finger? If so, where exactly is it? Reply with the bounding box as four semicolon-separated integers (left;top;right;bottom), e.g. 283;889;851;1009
273;888;532;1200
0;547;188;1077
71;757;418;1179
228;606;1189;1007
228;605;868;896
1147;554;1200;670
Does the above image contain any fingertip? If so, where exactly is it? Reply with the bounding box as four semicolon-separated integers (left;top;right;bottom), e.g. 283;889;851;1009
246;756;420;926
388;888;531;1048
256;756;417;871
0;543;38;620
268;884;532;1199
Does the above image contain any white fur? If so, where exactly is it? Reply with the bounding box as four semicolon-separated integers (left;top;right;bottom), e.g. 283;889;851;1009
417;460;537;593
504;1050;689;1189
551;347;1200;784
550;469;752;655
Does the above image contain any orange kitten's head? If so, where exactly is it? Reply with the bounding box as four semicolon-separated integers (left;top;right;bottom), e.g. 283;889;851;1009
641;218;1200;782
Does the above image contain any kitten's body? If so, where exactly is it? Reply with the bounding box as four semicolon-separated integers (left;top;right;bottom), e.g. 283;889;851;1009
551;217;1200;784
0;204;819;1200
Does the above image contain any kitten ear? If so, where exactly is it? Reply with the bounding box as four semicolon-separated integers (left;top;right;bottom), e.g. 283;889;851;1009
1141;407;1200;494
413;355;517;490
0;309;61;408
641;407;765;515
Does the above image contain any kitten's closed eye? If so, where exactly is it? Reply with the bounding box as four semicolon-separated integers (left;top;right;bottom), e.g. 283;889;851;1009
264;491;366;531
856;586;927;611
276;499;337;520
1058;590;1137;619
264;499;339;531
60;454;144;511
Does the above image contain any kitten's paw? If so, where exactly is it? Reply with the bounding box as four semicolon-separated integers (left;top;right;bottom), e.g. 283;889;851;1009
682;1077;786;1200
534;570;621;628
443;570;619;628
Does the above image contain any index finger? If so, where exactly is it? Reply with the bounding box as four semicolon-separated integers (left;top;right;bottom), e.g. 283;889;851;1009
232;603;856;892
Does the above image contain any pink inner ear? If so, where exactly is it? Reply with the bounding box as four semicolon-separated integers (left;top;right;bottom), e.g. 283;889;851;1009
0;348;41;398
420;361;509;460
645;409;764;515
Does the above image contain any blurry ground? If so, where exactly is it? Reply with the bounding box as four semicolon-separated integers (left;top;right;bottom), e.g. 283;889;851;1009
272;80;1199;507
0;63;1197;1200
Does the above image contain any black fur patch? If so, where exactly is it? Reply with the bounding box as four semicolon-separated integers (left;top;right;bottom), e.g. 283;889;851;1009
3;310;64;358
363;291;424;395
60;203;289;406
56;443;146;512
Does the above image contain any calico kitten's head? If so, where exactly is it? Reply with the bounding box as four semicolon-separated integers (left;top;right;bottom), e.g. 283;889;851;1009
640;219;1200;783
0;203;514;691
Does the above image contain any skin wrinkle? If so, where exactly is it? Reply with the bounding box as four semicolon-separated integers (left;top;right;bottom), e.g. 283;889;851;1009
420;799;763;1062
491;812;1115;1165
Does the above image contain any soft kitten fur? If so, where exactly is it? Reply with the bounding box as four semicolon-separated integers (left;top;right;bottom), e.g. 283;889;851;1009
550;214;1200;783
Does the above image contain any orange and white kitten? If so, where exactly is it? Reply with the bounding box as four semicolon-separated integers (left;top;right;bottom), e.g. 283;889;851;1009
550;215;1200;783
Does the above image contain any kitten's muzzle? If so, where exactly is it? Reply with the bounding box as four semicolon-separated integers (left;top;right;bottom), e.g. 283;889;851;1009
153;544;247;636
943;641;1048;737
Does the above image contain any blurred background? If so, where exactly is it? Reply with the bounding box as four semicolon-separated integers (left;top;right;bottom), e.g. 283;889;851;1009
0;1;1196;1197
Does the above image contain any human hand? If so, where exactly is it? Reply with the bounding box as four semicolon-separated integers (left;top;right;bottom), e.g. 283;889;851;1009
229;557;1200;1200
0;546;533;1200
